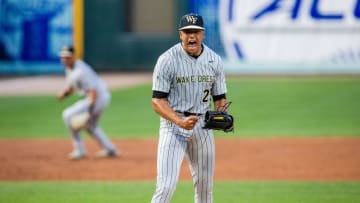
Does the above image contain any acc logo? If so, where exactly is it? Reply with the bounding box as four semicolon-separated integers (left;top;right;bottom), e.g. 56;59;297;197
219;0;360;63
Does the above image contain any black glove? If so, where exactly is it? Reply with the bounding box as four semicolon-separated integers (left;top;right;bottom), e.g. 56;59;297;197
203;111;234;132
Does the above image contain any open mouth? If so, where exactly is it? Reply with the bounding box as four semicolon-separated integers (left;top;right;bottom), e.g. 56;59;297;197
185;40;199;54
188;41;197;45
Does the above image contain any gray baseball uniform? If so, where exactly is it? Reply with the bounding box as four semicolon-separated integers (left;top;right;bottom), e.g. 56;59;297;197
151;43;227;203
62;59;117;156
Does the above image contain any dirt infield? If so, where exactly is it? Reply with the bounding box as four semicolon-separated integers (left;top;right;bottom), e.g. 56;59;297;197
1;137;359;181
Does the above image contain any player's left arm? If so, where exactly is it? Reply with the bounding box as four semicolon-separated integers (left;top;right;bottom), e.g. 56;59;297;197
212;56;228;111
80;70;97;113
213;97;227;111
87;88;97;113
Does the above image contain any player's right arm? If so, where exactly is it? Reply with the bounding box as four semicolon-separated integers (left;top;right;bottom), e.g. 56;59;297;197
57;86;74;101
152;52;198;130
152;96;198;130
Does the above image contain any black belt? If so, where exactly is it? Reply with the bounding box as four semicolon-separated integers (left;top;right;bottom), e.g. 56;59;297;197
176;111;203;117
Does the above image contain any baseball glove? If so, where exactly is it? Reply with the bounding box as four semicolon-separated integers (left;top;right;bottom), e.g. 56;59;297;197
203;110;234;132
70;112;90;130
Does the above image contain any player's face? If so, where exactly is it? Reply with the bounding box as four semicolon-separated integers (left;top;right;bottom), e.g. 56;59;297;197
180;29;204;57
60;56;75;69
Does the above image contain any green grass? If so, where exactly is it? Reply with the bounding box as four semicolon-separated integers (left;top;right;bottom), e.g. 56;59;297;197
224;78;360;137
1;77;360;202
0;78;360;138
0;84;159;138
1;181;359;203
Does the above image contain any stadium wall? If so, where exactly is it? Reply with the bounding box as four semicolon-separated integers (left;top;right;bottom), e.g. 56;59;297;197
83;0;187;72
1;0;359;75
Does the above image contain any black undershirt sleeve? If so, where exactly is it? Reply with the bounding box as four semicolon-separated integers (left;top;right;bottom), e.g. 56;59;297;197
212;93;226;101
152;90;169;99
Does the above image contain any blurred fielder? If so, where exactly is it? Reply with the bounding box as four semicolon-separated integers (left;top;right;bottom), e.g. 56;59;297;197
57;45;119;160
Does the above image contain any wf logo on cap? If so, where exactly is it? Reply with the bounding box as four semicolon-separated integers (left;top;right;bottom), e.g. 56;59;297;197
185;16;198;24
179;13;205;30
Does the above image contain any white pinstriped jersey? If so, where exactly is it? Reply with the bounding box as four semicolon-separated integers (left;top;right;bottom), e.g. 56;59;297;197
152;43;227;114
65;60;109;98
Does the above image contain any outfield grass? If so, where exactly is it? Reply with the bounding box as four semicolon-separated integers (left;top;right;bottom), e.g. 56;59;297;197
0;181;359;203
1;77;360;203
224;78;360;137
0;78;359;138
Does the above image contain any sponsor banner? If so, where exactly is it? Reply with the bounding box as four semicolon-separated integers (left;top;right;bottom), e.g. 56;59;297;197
0;0;73;74
191;0;360;73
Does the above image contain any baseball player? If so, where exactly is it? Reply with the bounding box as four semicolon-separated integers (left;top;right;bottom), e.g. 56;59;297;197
57;45;119;160
151;13;229;203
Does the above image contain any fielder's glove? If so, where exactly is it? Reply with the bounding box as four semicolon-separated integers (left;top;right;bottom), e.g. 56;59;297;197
203;111;234;132
70;112;90;130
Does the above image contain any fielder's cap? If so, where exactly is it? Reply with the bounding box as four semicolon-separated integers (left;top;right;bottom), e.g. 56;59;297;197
59;45;74;57
178;13;204;31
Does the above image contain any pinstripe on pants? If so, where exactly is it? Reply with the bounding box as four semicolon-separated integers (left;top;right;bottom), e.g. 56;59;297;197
151;117;215;203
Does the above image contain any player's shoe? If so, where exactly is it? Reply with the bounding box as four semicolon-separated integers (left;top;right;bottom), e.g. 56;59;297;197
68;149;87;160
95;149;120;158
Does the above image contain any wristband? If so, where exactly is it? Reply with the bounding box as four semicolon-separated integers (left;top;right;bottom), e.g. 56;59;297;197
88;104;95;113
63;91;70;97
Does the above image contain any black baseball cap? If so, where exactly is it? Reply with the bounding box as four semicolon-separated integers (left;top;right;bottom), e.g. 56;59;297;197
59;45;74;57
178;13;205;31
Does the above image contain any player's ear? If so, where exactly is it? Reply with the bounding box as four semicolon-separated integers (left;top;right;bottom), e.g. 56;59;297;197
179;31;184;41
